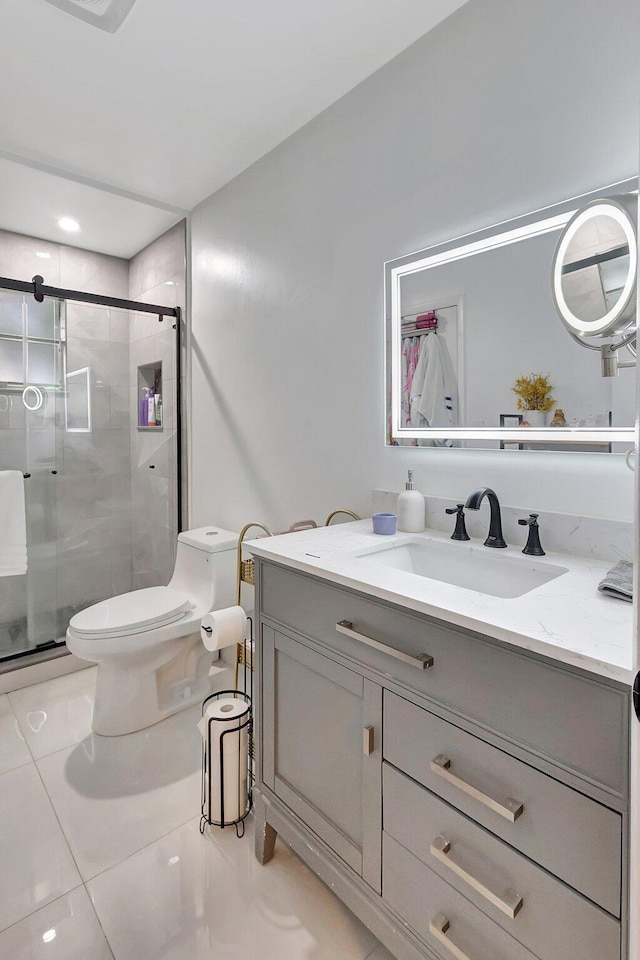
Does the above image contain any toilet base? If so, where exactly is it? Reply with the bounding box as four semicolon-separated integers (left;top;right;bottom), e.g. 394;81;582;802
90;633;214;736
93;670;211;736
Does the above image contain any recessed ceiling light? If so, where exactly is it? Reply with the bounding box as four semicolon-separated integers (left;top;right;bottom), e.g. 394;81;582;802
165;281;175;286
36;251;52;259
41;0;139;33
42;929;57;943
57;217;80;233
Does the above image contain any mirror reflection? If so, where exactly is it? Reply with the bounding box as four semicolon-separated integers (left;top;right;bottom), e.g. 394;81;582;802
386;180;637;452
561;215;629;322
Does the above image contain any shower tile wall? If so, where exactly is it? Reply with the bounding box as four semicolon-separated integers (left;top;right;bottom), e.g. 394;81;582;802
128;222;185;589
58;250;131;633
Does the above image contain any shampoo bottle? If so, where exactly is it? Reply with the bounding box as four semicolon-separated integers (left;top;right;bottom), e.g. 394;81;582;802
397;470;425;532
139;388;148;427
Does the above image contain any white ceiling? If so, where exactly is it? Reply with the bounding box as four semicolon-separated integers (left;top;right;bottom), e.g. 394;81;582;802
0;0;468;259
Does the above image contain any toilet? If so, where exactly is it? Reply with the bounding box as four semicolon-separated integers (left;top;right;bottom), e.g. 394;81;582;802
66;526;239;736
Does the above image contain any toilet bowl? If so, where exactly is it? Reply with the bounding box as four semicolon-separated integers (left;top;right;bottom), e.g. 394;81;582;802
66;526;239;736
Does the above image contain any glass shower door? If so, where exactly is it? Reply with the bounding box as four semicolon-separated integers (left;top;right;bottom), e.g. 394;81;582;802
0;289;61;659
0;288;179;664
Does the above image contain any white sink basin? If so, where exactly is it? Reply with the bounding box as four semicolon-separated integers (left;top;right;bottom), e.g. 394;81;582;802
355;537;568;599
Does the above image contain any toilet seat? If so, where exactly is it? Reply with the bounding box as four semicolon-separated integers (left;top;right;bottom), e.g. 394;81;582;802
69;586;192;640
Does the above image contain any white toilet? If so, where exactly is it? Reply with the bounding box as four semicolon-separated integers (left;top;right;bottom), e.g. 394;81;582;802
66;526;239;736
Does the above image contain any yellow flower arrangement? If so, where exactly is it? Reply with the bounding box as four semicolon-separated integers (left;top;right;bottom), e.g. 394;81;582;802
512;373;554;413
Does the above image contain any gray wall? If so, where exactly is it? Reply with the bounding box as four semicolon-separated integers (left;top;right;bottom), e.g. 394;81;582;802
189;0;639;532
128;221;186;588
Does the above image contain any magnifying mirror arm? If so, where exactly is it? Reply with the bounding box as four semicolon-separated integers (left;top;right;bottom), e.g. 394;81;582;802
601;336;636;377
616;328;637;351
563;326;602;352
563;324;636;376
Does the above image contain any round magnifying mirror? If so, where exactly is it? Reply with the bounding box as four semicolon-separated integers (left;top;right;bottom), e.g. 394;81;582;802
552;193;637;339
22;385;45;412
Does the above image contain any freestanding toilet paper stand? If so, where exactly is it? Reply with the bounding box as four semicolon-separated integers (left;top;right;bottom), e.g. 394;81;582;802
199;684;252;837
200;606;254;837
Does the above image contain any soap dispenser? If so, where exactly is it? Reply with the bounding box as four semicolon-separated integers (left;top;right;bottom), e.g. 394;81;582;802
397;470;425;532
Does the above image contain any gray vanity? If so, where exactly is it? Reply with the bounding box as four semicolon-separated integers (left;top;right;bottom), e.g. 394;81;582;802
249;525;631;960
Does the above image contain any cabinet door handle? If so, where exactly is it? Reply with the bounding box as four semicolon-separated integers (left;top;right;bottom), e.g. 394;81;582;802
430;754;524;822
429;914;476;960
363;725;374;756
430;835;523;918
335;620;433;670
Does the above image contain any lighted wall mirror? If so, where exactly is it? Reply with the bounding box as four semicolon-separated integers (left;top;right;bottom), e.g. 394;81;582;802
65;367;91;433
385;177;637;452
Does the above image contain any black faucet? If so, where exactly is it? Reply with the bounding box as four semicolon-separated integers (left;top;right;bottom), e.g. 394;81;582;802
464;487;507;548
445;504;470;541
518;514;545;556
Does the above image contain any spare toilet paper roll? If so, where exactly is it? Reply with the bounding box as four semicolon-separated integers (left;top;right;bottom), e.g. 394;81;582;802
200;605;247;651
198;697;249;823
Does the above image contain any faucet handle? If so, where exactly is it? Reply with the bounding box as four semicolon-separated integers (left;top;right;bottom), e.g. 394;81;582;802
518;514;545;556
445;504;470;541
518;513;539;526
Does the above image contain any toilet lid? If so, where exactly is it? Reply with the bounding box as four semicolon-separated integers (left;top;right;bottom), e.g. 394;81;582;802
69;586;192;638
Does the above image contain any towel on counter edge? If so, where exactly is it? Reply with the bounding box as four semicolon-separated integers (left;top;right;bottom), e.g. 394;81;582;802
0;470;27;577
597;559;633;602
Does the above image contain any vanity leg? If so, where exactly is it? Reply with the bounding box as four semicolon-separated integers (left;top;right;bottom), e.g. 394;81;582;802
254;796;277;864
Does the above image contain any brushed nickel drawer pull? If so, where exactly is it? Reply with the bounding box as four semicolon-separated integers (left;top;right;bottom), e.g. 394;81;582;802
429;914;476;960
363;725;374;756
335;620;434;670
430;835;523;919
430;754;524;822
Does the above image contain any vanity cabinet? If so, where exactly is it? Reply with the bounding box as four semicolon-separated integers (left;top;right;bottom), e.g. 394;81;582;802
261;624;382;890
254;560;629;960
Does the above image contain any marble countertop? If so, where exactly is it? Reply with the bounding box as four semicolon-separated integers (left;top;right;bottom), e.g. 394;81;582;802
246;520;634;684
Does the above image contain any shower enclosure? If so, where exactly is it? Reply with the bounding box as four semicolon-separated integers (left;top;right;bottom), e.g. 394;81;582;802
0;276;181;665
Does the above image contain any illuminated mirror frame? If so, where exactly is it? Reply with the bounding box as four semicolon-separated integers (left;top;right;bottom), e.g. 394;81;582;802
385;177;637;447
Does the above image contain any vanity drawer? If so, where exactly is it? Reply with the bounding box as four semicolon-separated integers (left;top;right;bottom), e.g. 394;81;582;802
383;832;539;960
383;763;620;960
259;562;627;795
384;691;622;916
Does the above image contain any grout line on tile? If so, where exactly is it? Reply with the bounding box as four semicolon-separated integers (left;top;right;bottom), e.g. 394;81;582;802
30;747;86;883
6;699;39;767
363;947;383;960
85;812;203;886
0;884;85;938
82;883;117;960
31;734;94;764
6;666;96;707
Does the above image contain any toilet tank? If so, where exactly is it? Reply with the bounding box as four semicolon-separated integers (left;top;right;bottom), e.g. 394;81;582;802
169;526;239;612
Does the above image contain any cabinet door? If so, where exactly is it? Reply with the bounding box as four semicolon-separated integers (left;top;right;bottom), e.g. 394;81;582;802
262;625;382;891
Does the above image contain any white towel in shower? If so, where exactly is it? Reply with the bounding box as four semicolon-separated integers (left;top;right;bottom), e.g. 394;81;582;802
0;471;27;576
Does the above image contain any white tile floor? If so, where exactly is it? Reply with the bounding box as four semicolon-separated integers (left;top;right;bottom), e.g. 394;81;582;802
0;664;392;960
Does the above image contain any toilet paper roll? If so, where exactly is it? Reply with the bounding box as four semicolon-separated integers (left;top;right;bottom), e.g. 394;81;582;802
200;605;247;651
198;697;249;823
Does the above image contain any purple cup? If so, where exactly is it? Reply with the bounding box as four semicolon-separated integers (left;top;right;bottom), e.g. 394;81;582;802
372;512;398;535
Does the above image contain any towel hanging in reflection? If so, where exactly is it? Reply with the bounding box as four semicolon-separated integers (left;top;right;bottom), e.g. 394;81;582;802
410;333;457;430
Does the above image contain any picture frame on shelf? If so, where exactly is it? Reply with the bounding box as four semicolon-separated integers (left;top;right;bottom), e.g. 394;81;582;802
499;413;523;450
